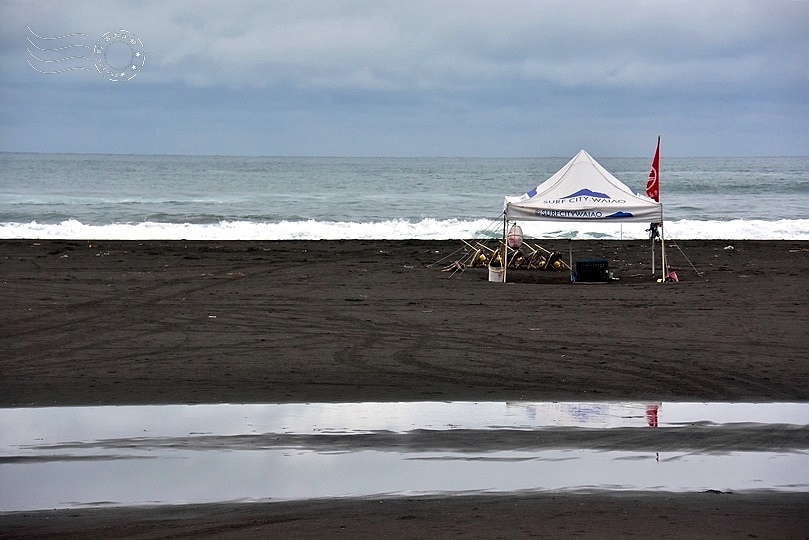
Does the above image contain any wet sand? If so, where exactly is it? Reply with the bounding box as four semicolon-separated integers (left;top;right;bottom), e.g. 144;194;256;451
2;493;808;539
1;239;808;538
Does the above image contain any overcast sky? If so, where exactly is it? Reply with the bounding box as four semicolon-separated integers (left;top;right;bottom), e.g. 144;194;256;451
1;0;807;157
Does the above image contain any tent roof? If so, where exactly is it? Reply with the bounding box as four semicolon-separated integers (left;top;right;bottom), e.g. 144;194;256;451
504;150;662;223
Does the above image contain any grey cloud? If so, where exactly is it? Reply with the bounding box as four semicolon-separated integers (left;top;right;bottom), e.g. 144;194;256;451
1;0;807;156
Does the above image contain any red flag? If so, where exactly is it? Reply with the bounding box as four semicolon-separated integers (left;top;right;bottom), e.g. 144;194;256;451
646;136;660;202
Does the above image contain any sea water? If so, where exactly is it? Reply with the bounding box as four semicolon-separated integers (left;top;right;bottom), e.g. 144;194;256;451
1;153;808;240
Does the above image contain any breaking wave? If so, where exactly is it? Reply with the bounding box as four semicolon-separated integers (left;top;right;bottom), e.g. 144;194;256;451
2;218;808;241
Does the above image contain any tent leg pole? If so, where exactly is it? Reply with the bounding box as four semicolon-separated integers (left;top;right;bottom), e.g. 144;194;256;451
651;236;655;276
503;243;508;284
502;215;507;284
568;239;573;282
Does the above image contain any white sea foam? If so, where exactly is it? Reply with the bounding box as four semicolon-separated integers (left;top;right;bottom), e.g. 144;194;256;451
2;218;808;241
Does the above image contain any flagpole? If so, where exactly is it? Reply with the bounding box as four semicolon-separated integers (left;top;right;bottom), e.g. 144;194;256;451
659;137;666;283
645;135;663;283
661;219;666;283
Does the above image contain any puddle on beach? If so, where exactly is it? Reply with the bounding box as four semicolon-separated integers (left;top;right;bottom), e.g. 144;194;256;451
1;401;808;511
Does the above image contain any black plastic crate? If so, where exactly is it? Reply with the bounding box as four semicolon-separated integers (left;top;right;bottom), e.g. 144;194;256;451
574;258;609;282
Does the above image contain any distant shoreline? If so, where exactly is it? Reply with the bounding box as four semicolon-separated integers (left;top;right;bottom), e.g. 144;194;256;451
3;150;809;158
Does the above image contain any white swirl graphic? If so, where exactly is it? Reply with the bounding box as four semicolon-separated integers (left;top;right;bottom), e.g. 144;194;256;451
26;26;146;82
26;26;93;74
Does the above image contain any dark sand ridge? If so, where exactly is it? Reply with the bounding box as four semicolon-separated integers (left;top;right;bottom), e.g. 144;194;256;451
1;239;808;538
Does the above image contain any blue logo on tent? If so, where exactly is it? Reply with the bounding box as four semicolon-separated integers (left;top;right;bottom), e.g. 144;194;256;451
563;188;610;199
606;211;634;218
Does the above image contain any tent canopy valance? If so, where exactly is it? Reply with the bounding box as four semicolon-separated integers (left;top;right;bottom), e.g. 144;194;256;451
504;150;662;223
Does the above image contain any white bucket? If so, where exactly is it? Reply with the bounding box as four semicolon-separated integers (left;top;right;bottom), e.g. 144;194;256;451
488;265;505;282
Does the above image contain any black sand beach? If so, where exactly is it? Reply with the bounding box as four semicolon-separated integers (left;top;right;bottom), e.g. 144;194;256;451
1;239;808;538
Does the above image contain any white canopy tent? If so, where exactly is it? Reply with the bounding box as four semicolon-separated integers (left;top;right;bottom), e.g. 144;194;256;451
504;150;662;223
501;150;665;282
